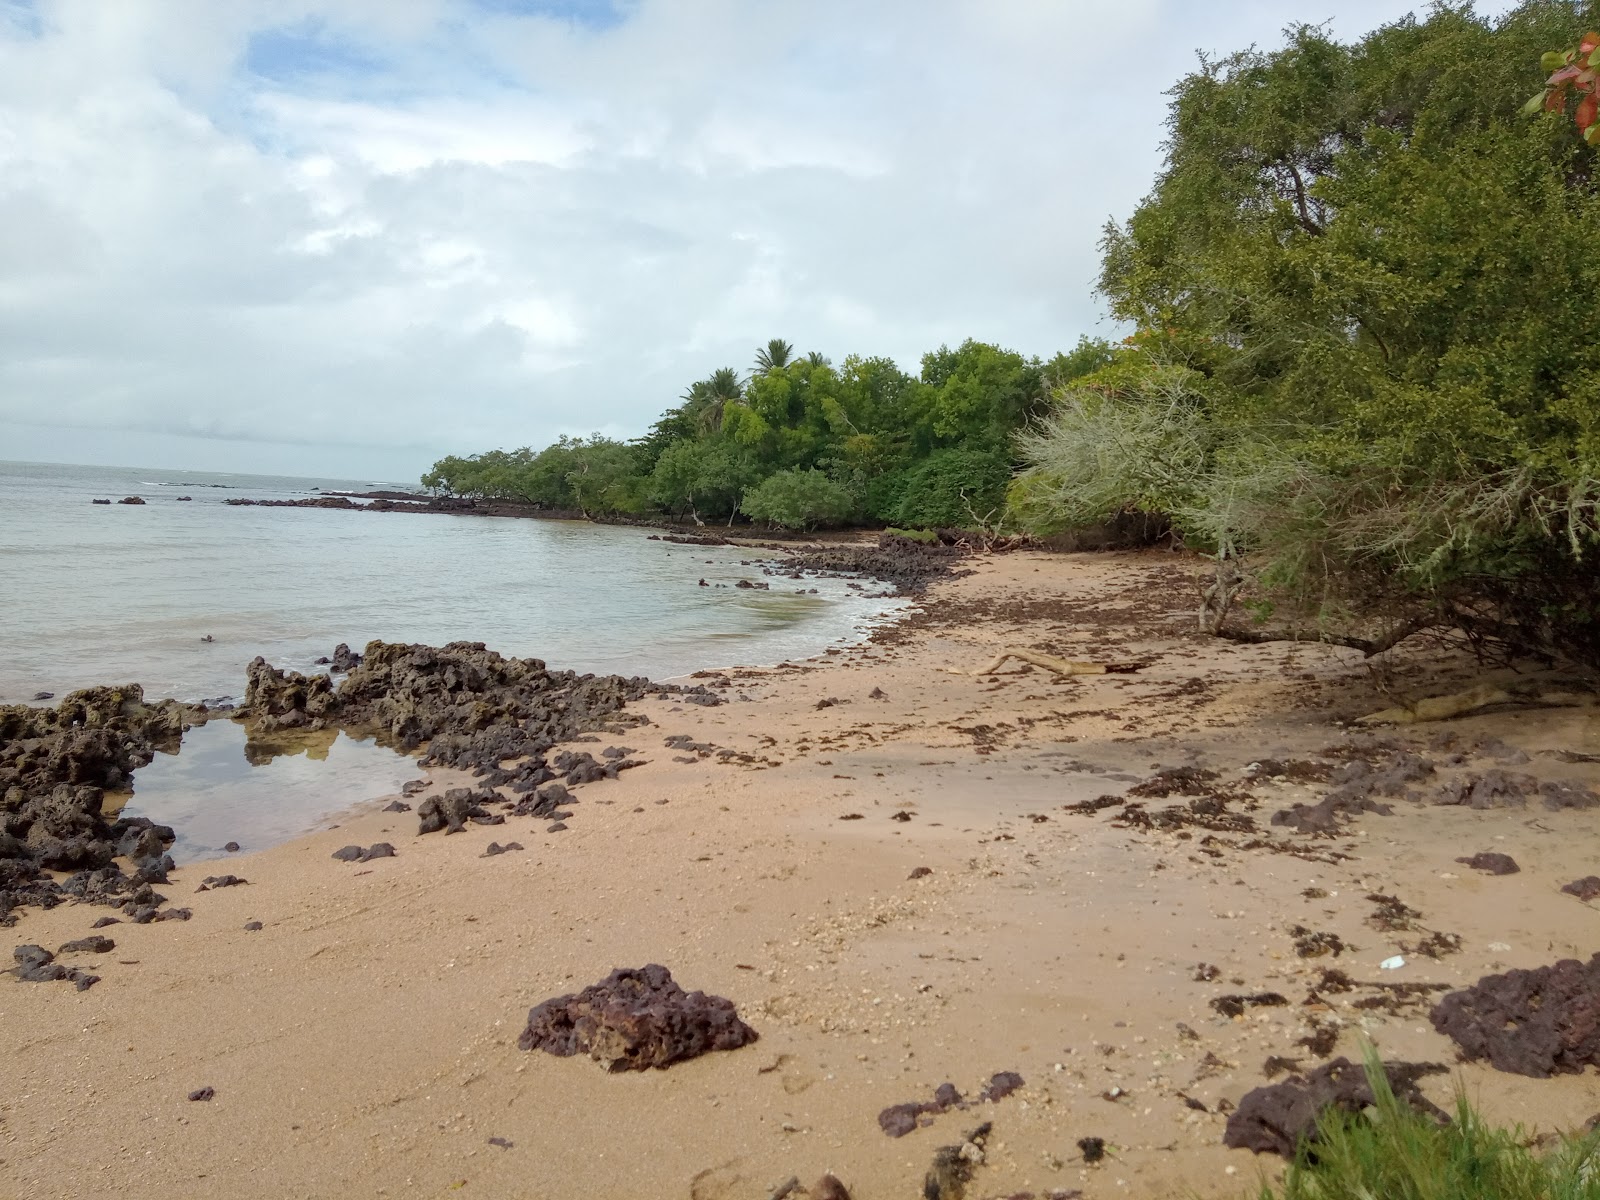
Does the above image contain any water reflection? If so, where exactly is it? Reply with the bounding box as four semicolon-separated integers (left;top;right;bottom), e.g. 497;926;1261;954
118;717;418;864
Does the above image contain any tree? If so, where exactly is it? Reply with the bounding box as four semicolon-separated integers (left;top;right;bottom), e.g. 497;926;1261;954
1021;1;1600;667
753;338;794;374
649;439;753;524
741;468;854;530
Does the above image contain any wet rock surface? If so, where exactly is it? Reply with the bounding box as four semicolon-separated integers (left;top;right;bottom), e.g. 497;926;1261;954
518;964;758;1071
1430;953;1600;1077
1224;1057;1447;1156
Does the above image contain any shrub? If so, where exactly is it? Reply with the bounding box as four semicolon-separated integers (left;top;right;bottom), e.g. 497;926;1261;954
890;448;1010;529
741;469;855;530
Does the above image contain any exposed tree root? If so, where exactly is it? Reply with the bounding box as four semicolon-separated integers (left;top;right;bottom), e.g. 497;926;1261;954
1356;683;1595;725
944;649;1151;677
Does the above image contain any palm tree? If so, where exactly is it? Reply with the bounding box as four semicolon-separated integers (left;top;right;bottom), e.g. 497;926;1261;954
805;351;831;368
753;338;794;374
684;367;744;434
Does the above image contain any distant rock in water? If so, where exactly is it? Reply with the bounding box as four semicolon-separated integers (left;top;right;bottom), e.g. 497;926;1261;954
518;964;758;1071
116;496;144;505
91;499;110;505
329;643;362;672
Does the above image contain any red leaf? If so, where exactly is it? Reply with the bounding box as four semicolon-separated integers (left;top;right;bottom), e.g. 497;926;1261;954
1578;92;1598;130
1581;31;1600;55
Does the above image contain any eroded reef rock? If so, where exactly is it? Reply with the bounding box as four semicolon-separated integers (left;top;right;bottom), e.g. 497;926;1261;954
242;640;672;801
1430;953;1600;1077
518;964;758;1071
0;687;190;924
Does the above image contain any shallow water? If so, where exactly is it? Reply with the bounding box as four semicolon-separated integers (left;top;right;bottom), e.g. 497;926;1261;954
3;459;909;856
116;719;420;864
0;460;907;703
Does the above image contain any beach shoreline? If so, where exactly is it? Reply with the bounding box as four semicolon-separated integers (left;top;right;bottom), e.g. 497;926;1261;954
4;547;1599;1199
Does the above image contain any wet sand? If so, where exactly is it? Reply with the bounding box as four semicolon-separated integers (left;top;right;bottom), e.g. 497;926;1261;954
4;548;1599;1199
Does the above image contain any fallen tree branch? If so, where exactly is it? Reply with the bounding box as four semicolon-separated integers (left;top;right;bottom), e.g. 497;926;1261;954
943;649;1151;677
1213;618;1433;658
1356;684;1595;725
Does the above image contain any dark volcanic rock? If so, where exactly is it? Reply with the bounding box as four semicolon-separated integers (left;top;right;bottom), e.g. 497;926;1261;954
1561;876;1600;901
1455;852;1519;875
241;641;664;810
1430;953;1600;1077
117;496;145;505
518;964;758;1071
0;687;188;920
330;643;363;672
58;936;114;954
1211;992;1288;1019
1224;1058;1447;1156
781;534;970;595
188;1087;215;1102
12;943;99;989
878;1071;1025;1137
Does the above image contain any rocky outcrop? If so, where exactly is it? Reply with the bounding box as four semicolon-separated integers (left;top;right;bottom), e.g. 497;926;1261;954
518;964;758;1071
780;534;971;595
0;687;192;924
1430;954;1600;1077
240;641;662;801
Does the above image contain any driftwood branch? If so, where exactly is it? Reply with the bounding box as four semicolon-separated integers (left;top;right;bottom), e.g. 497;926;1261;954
1213;618;1432;658
945;649;1151;677
1356;684;1595;725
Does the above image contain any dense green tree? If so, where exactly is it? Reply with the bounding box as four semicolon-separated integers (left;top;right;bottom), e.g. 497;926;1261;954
742;468;854;529
1019;1;1600;666
425;333;1119;535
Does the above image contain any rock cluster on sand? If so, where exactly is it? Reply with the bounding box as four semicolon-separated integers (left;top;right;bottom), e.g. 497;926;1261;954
518;964;758;1071
0;687;192;923
1430;953;1600;1077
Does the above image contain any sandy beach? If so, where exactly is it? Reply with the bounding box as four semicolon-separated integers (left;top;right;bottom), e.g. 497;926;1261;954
5;547;1599;1200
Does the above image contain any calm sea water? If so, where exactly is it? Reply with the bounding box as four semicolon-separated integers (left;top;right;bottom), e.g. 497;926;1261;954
2;460;907;857
0;460;907;703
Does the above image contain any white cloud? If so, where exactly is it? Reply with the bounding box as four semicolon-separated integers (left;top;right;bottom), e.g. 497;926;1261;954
0;0;1517;479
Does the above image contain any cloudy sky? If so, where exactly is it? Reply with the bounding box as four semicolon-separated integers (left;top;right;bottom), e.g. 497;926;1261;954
0;0;1511;481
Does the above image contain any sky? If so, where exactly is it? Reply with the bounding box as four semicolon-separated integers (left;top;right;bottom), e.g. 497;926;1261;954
0;0;1516;482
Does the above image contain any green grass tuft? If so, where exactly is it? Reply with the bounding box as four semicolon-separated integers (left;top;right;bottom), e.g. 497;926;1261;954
1259;1047;1600;1200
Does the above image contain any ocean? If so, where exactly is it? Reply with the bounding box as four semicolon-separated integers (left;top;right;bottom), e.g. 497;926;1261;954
0;459;907;704
1;460;907;858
